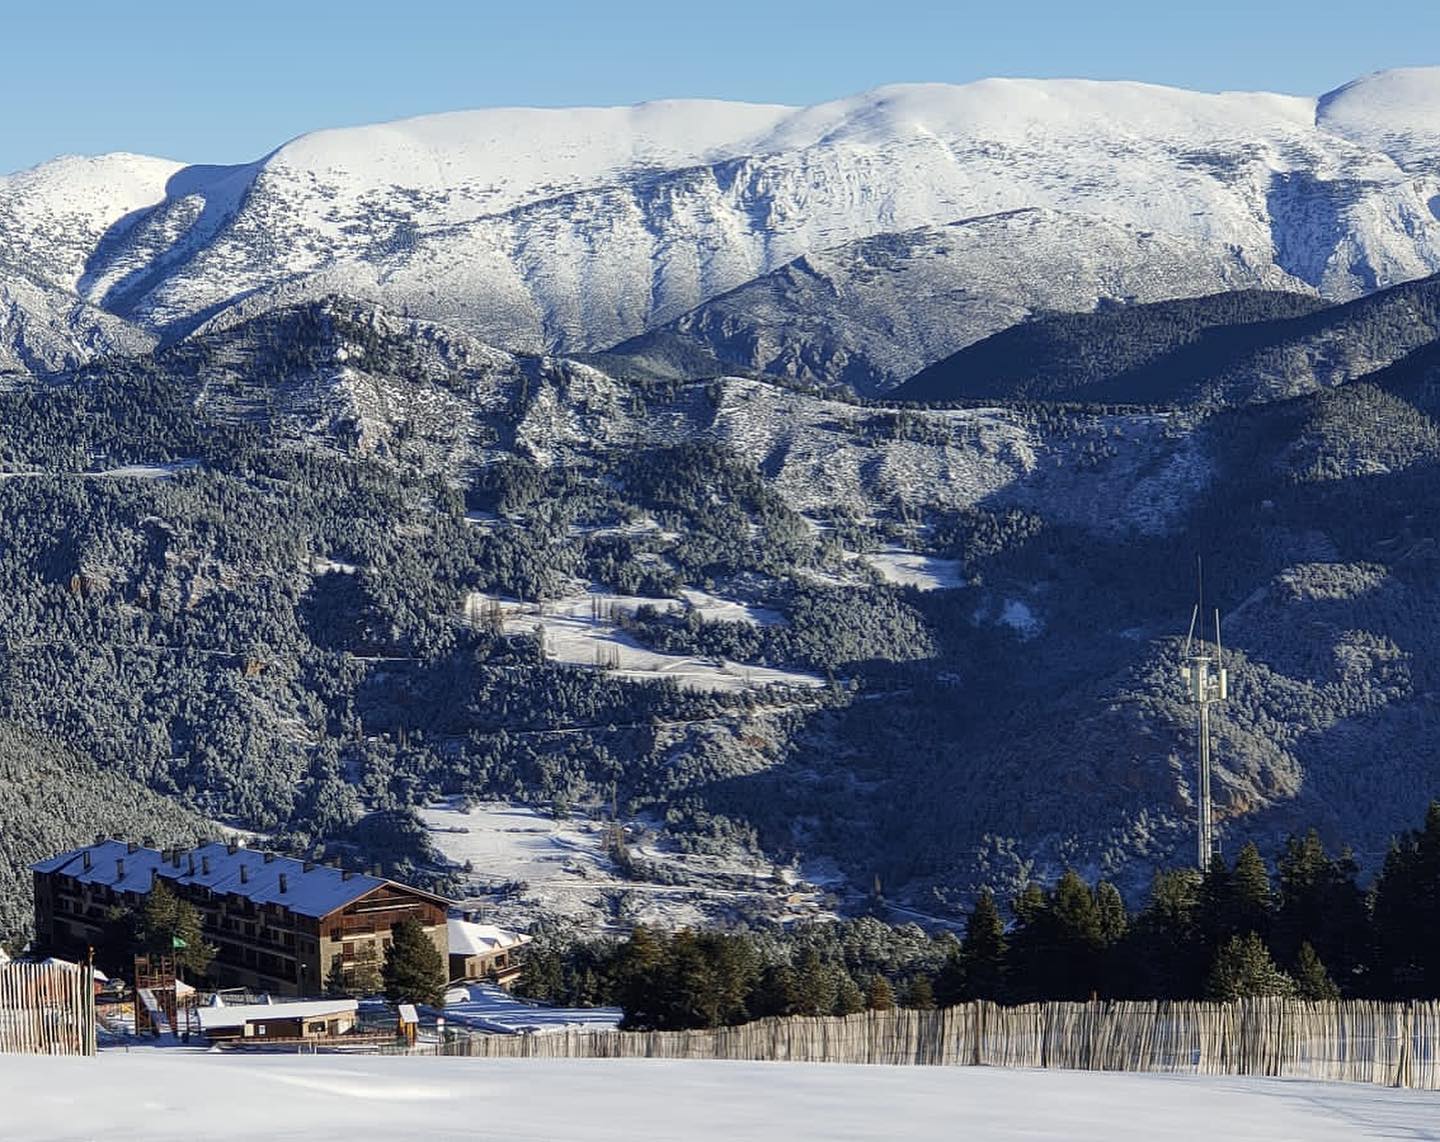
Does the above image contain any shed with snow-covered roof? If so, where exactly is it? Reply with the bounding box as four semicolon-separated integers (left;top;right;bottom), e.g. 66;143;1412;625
197;998;359;1042
32;838;452;997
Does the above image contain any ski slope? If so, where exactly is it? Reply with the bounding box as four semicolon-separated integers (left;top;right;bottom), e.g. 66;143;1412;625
1;1055;1436;1141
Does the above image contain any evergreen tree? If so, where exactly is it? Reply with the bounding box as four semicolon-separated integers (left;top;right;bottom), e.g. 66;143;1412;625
866;974;895;1011
833;972;865;1016
901;974;936;1010
348;941;384;996
960;890;1007;1002
1205;933;1295;1001
660;929;720;1028
325;954;347;997
1048;870;1106;999
933;948;966;1008
1094;880;1130;998
134;881;215;980
1009;870;1107;1001
1128;869;1204;999
382;918;447;1007
753;962;800;1019
1293;942;1340;1001
1095;881;1128;947
612;925;668;1027
514;942;564;1002
1006;882;1051;1002
1371;802;1440;999
1229;842;1274;940
1273;830;1367;993
794;949;837;1016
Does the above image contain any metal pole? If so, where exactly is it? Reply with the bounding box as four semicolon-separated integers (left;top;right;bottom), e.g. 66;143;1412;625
1198;696;1212;870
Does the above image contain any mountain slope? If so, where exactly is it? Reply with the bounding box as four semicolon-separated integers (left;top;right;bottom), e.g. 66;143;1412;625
0;723;213;942
894;273;1440;406
2;70;1439;383
618;211;1310;394
3;296;1440;932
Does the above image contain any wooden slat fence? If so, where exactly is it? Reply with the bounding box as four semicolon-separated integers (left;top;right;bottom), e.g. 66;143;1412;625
406;999;1440;1090
0;962;97;1056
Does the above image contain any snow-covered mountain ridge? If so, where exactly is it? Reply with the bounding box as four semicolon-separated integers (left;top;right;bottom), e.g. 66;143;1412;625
2;69;1439;382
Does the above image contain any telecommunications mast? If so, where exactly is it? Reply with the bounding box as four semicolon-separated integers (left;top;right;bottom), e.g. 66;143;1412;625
1179;563;1227;870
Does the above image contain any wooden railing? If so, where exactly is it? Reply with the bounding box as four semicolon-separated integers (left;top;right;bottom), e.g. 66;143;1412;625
0;961;97;1057
411;999;1440;1090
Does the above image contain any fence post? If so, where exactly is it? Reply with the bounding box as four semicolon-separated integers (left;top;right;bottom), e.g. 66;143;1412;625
1395;1002;1414;1089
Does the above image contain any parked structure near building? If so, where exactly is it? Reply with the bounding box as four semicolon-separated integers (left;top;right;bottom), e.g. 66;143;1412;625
446;916;530;987
33;839;451;997
197;998;359;1043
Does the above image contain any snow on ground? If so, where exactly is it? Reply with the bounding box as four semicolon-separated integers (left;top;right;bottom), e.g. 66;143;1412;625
3;1055;1437;1141
465;587;820;692
862;547;966;590
0;460;200;481
420;799;836;936
441;982;622;1034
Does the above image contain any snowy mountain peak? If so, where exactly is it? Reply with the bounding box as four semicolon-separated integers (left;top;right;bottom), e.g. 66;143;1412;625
2;71;1439;382
1317;66;1440;168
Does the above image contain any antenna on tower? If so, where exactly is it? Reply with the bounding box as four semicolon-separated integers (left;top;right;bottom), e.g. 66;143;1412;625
1179;558;1227;870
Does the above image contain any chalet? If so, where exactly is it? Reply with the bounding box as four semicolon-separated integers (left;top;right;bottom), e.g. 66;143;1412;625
197;998;359;1043
33;839;451;997
446;916;530;987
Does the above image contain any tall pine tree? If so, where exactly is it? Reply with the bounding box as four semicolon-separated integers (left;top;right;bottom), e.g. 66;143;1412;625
961;890;1007;1002
382;918;446;1007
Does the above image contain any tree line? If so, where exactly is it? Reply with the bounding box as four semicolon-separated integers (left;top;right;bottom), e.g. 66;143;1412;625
516;804;1440;1030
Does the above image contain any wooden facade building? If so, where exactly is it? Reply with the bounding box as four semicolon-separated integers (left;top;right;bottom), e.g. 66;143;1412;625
447;916;530;987
33;839;450;997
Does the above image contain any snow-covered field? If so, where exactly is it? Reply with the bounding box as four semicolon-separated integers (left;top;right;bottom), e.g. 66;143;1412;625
3;1055;1436;1141
420;799;836;935
863;547;965;590
465;588;819;693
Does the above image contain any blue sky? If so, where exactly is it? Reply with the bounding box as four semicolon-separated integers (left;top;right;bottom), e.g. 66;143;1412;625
3;1;1436;173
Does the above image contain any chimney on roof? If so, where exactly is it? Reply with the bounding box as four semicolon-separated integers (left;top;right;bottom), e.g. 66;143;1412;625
303;860;315;873
226;841;239;856
187;855;196;876
142;835;156;850
82;851;92;872
127;841;139;855
93;833;106;846
116;859;125;880
342;869;354;881
263;851;275;863
201;856;211;876
278;873;289;894
171;849;183;868
239;865;250;884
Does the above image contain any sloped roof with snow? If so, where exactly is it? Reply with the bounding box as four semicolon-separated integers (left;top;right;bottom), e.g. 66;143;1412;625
447;917;531;958
33;840;451;919
197;998;358;1031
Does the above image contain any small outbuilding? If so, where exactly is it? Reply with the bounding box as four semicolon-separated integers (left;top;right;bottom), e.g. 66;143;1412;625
197;998;359;1043
447;917;530;987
